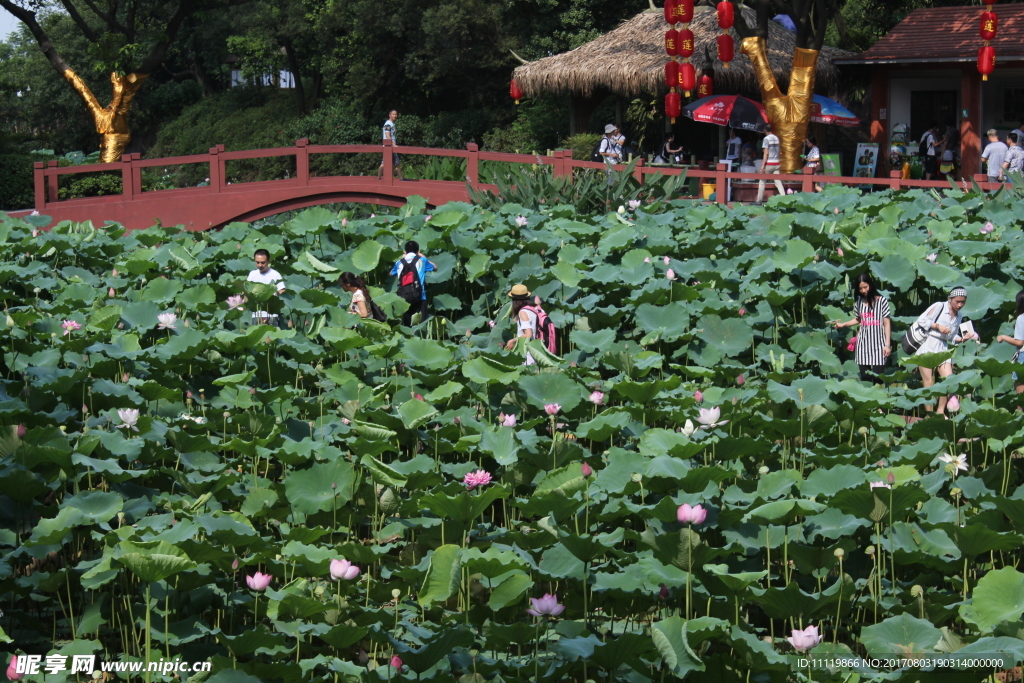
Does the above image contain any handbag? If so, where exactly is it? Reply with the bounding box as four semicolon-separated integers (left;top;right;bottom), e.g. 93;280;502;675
901;306;943;355
846;336;857;352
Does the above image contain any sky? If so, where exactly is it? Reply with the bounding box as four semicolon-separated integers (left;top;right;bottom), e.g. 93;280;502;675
1;8;19;41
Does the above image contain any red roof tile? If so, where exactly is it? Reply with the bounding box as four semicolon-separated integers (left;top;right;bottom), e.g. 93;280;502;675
839;4;1024;64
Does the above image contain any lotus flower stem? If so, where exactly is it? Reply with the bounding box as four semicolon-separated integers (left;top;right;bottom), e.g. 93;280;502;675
145;583;152;683
533;618;540;682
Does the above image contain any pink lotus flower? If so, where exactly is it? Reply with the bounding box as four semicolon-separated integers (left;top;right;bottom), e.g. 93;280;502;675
515;215;528;227
108;287;115;297
676;503;707;525
939;453;968;476
581;461;593;478
589;391;605;405
341;218;348;227
659;584;670;600
926;253;937;263
644;257;651;263
61;319;82;335
7;655;23;681
526;593;565;617
330;558;360;581
116;408;140;432
663;256;671;265
499;413;517;427
786;189;795;194
390;655;403;670
544;403;561;416
947;395;960;412
736;374;745;386
697;406;728;428
246;571;272;591
981;221;995;235
869;480;891;490
694;390;703;403
231;558;239;570
488;320;495;328
837;248;844;257
227;295;245;310
16;424;26;438
787;624;822;652
157;312;177;330
414;394;424;401
738;308;746;316
341;418;351;425
887;471;896;485
666;269;677;281
628;199;641;211
111;268;118;277
846;336;857;352
425;215;432;222
463;469;492;490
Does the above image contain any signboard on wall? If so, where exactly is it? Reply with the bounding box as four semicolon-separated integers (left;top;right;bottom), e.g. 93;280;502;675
820;154;841;177
853;143;880;179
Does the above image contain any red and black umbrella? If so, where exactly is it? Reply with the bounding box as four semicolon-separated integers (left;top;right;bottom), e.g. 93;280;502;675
681;95;768;132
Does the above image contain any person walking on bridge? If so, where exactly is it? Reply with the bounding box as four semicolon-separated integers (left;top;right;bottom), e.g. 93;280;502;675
377;109;403;181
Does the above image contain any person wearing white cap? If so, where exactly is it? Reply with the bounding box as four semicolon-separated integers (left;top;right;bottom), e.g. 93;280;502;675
599;124;622;165
912;287;975;415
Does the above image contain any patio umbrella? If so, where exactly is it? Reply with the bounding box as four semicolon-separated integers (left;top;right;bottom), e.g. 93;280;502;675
681;95;768;133
811;95;860;126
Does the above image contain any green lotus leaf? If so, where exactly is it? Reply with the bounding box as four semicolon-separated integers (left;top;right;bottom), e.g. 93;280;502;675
651;615;705;678
418;544;463;609
115;541;196;583
517;372;583;413
284;460;355;515
487;573;533;610
860;613;942;658
350;240;384;272
744;500;826;525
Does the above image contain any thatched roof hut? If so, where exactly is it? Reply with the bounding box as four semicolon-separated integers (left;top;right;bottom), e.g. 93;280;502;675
513;6;856;100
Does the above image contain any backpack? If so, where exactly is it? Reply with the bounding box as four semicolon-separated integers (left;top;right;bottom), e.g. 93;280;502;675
523;304;557;354
396;255;422;303
590;140;604;163
918;132;932;157
369;298;388;322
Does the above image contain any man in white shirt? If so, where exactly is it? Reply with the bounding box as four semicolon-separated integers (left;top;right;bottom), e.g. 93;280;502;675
920;122;940;180
981;129;1008;183
756;124;785;203
246;249;286;325
1002;132;1024;183
376;109;402;181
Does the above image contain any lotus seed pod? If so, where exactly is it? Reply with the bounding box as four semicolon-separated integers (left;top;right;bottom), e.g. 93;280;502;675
865;546;875;555
834;548;844;558
392;589;402;599
857;427;868;435
758;466;769;475
911;585;923;598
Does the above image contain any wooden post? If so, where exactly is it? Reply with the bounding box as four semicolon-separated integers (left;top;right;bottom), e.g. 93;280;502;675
466;143;479;185
801;164;814;194
121;153;136;200
382;139;394;185
209;146;224;192
633;157;645;185
715;162;728;205
889;170;902;191
563;150;575;185
295;138;310;185
47;161;59;204
132;154;142;196
34;162;46;209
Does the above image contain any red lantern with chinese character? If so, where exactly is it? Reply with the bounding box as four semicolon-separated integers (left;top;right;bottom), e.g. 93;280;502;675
510;79;523;105
665;61;680;88
978;45;996;80
674;0;693;24
980;11;998;40
717;1;734;29
665;30;679;56
663;0;676;25
697;74;713;98
717;34;734;66
678;62;696;96
677;29;694;58
665;91;681;122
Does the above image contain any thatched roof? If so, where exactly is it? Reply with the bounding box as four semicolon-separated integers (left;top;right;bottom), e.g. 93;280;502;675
513;6;857;99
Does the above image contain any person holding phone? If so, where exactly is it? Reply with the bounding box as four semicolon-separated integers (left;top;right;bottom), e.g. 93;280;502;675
832;273;891;383
912;287;974;415
996;290;1024;394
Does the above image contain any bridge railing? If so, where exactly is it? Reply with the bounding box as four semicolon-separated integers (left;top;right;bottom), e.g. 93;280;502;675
33;140;1010;211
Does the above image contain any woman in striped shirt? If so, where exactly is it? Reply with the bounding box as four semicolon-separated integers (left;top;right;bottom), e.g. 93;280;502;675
833;273;892;382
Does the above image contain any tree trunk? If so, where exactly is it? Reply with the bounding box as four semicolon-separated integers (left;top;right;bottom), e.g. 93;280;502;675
740;37;819;174
62;70;148;162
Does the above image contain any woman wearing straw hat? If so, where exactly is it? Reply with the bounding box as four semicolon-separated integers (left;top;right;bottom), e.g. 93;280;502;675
506;284;538;365
912;287;975;415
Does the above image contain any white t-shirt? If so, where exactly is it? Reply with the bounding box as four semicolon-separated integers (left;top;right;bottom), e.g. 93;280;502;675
247;267;286;292
982;141;1009;177
763;134;781;164
805;146;820;165
599;137;622;163
726;137;742;160
348;289;366;315
383;120;396;144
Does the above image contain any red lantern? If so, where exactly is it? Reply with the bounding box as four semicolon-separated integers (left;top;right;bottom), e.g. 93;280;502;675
697;74;713;98
717;1;734;29
982;0;996;4
665;30;679;56
665;91;681;122
980;11;998;41
673;0;693;24
679;62;696;97
717;34;734;66
678;29;694;58
978;45;996;80
665;61;680;89
510;79;523;105
663;0;676;25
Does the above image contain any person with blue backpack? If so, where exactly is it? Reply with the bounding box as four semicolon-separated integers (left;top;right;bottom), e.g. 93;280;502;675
391;240;435;326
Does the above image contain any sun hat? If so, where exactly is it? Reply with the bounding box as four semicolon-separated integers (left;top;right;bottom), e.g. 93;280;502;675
948;286;968;299
509;284;531;299
604;124;616;134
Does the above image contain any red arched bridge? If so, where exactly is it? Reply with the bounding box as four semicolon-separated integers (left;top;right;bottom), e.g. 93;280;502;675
30;140;1004;230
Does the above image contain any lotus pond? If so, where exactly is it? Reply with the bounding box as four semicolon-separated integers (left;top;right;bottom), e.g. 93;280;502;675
4;185;1024;683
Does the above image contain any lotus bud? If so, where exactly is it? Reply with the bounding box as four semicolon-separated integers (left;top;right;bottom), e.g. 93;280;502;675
887;472;895;485
16;424;26;438
736;374;745;386
659;584;669;600
738;307;746;316
5;314;13;329
390;656;403;670
581;462;593;478
232;558;239;570
837;248;844;257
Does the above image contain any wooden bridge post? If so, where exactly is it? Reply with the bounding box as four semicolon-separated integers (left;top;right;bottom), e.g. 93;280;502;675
633;157;645;185
121;153;136;200
466;143;479;185
209;145;224;192
715;163;728;205
801;164;815;194
33;162;46;209
889;170;902;191
382;139;394;185
46;161;59;204
295;138;310;185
